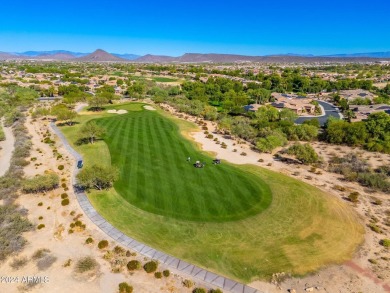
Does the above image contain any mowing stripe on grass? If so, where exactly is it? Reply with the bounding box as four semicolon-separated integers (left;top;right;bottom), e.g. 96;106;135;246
96;110;272;222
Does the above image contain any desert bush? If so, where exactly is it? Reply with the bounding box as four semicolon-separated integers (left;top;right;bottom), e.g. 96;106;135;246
10;256;28;269
63;259;72;267
22;173;59;193
127;260;141;271
368;223;382;234
143;261;158;273
183;279;194;288
75;256;99;273
206;134;213;139
209;289;223;293
348;192;359;203
61;198;70;206
380;239;390;248
154;271;162;278
58;165;64;170
113;246;126;255
240;152;247;156
37;255;57;270
61;193;68;199
371;197;383;205
98;240;109;249
37;224;45;230
32;248;51;260
286;143;321;164
85;237;94;244
0;205;33;261
118;282;133;293
163;269;170;277
38;202;43;206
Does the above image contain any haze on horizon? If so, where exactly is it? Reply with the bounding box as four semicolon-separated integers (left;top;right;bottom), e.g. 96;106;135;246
1;0;389;56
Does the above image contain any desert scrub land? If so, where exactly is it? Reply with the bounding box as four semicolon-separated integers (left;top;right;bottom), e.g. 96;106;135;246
60;102;364;283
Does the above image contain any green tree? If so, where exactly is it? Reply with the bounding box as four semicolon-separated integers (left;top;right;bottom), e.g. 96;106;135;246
76;165;119;190
79;121;106;144
56;108;77;126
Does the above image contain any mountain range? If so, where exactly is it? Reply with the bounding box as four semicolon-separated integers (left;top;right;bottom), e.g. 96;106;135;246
1;49;390;63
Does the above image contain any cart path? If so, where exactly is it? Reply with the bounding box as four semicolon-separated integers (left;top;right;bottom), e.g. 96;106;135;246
0;120;15;177
50;116;263;293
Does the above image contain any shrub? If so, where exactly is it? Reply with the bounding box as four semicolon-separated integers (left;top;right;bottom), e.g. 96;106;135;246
368;223;382;234
75;256;99;273
126;260;141;271
286;143;320;164
183;279;194;288
206;134;213;139
37;224;45;230
61;193;68;199
380;239;390;248
163;269;170;277
85;237;93;244
38;216;43;220
209;289;223;293
63;259;72;267
240;152;247;156
61;198;70;206
348;192;359;203
22;173;59;193
371;198;383;205
58;165;64;171
113;246;126;255
32;248;51;260
38;202;43;206
98;240;109;249
193;288;206;293
154;271;162;278
118;282;133;293
10;256;28;270
143;261;158;273
37;255;57;271
61;183;67;189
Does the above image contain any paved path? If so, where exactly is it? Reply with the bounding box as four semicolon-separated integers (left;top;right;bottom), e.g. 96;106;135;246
0;120;15;177
295;100;343;126
50;121;262;293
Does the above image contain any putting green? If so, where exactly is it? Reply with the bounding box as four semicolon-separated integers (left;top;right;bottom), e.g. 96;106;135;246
95;110;272;222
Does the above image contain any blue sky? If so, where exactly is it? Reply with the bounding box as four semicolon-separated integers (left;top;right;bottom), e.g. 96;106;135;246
0;0;389;55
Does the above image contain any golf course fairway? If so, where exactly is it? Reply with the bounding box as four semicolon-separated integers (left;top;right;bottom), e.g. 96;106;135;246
60;103;364;282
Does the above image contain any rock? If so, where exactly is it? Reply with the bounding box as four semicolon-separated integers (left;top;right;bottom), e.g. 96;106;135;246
305;287;314;292
288;289;297;293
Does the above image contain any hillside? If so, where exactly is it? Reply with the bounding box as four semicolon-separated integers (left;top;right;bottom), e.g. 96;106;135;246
75;49;126;62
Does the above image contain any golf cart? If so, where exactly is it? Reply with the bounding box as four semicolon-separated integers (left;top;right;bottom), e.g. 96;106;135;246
77;160;83;169
213;159;221;165
194;161;205;168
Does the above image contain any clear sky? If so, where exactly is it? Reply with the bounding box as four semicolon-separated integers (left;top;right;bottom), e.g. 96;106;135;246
1;0;389;56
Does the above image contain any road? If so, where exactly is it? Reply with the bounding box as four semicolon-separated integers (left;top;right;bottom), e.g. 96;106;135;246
295;100;343;126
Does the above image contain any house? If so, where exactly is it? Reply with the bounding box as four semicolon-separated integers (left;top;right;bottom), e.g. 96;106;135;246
270;93;316;115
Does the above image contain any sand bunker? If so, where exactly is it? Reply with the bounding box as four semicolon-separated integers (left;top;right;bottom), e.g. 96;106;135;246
144;105;156;111
107;109;128;114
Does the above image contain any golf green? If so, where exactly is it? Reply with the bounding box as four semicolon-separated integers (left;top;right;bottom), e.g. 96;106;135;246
95;110;272;222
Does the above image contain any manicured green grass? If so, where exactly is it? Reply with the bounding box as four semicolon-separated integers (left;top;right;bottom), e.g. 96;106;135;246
152;77;178;82
60;103;364;282
95;111;271;222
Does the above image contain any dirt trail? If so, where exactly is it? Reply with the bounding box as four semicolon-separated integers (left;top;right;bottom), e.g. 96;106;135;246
0;120;15;177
